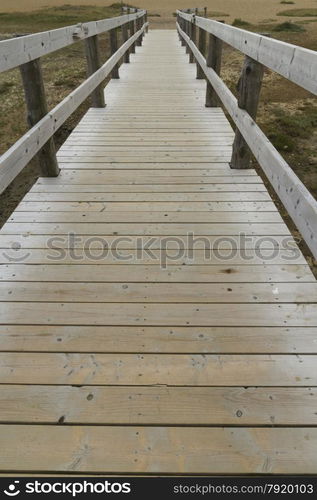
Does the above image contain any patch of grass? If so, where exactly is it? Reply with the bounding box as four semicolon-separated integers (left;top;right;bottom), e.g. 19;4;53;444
0;4;122;32
269;107;317;152
232;18;251;27
206;11;229;17
267;131;296;152
273;21;305;31
277;8;317;16
0;81;14;93
148;13;161;17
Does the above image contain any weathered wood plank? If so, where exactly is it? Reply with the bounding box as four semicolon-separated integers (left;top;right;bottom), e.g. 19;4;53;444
2;425;317;473
0;303;316;326
0;222;291;235
0;325;316;353
0;282;313;302
1;386;316;425
1;264;312;282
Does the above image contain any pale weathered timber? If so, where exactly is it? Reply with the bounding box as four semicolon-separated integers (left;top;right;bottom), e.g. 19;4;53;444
231;56;264;169
178;24;317;260
205;32;223;107
19;59;59;177
84;35;106;108
0;11;146;73
178;11;317;95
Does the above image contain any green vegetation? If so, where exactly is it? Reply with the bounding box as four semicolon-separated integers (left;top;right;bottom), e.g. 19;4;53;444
0;4;122;32
267;106;317;153
206;11;229;17
0;81;14;93
232;18;251;27
273;21;305;31
277;8;317;16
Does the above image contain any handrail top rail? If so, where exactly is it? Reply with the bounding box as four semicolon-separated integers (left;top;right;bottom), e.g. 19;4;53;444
0;9;146;74
176;10;317;95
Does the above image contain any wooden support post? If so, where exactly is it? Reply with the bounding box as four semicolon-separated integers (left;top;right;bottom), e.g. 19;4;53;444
230;56;264;169
122;23;129;63
145;12;149;33
185;20;190;54
110;28;119;78
196;27;206;79
205;33;223;107
189;18;196;63
136;17;142;46
180;18;186;46
19;58;59;177
130;20;136;54
84;35;106;107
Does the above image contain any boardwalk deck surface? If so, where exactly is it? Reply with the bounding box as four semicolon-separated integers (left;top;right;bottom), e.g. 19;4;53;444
1;30;317;474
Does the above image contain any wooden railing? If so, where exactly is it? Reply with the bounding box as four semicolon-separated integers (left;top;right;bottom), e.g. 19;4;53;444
0;10;148;194
176;10;317;260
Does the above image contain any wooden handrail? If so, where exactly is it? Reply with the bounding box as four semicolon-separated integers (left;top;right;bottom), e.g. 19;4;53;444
177;21;317;260
0;10;146;74
0;19;148;194
177;11;317;95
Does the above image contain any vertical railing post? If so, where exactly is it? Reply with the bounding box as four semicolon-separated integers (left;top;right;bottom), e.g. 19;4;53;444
185;20;190;54
84;35;106;107
19;59;59;177
197;27;206;79
204;6;207;17
110;28;119;78
180;16;186;46
145;11;149;33
205;33;223;107
136;17;142;46
122;21;130;63
230;56;264;169
189;16;196;63
130;18;136;54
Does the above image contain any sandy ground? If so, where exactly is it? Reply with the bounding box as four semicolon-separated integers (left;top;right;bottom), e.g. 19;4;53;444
0;0;316;24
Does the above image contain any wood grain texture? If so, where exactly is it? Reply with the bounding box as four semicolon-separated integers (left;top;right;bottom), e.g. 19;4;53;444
1;425;317;473
1;29;316;475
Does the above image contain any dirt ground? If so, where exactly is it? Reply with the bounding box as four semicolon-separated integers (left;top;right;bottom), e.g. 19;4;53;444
1;0;316;24
0;2;316;271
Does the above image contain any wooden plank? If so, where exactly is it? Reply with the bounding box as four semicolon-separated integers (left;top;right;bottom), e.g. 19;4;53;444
24;191;272;201
1;425;317;473
8;212;284;223
0;325;316;353
178;12;317;95
1;386;317;425
0;264;312;282
0;234;294;249
0;353;317;385
0;222;291;235
15;201;277;212
0;303;316;326
0;282;314;303
178;25;317;260
0;11;145;73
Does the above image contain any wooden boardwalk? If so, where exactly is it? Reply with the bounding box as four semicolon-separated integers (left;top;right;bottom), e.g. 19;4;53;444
1;29;317;474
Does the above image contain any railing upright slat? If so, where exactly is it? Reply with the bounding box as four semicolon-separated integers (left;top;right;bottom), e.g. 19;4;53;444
19;59;59;177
